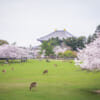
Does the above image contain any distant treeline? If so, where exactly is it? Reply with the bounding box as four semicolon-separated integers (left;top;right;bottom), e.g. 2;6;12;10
39;33;97;58
41;33;97;52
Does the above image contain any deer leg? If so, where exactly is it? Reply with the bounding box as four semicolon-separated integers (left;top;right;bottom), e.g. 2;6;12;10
29;86;32;91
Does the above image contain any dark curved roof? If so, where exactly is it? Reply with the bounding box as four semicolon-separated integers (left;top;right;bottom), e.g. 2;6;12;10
37;30;73;42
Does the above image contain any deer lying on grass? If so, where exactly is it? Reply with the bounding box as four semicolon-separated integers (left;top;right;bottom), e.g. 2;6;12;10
43;70;48;74
29;82;37;91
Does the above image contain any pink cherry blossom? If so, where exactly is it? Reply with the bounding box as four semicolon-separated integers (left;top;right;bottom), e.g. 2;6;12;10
0;44;28;59
75;34;100;71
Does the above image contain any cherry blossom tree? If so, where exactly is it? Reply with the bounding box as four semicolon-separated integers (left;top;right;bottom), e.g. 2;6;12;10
0;44;28;59
75;33;100;71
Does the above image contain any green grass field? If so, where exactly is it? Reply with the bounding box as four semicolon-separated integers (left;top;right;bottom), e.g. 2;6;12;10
0;59;100;100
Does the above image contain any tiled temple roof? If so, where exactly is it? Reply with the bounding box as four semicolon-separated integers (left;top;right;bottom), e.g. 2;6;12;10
37;30;73;42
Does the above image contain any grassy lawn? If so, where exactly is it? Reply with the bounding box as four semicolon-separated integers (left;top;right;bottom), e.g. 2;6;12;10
0;59;100;100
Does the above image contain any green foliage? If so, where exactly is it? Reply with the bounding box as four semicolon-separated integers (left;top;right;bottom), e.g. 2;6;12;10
41;41;54;56
40;34;97;54
48;37;62;47
92;33;97;40
64;36;86;51
87;34;97;44
87;35;92;44
77;36;86;49
58;52;64;58
63;50;77;58
0;40;9;45
64;37;78;51
58;50;77;58
40;38;62;56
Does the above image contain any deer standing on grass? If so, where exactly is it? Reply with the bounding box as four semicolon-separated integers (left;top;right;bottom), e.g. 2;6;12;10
43;70;48;74
29;82;37;91
1;64;4;66
69;61;72;63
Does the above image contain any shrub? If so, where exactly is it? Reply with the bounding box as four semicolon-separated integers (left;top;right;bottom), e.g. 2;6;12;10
57;50;77;58
58;52;64;58
63;50;77;58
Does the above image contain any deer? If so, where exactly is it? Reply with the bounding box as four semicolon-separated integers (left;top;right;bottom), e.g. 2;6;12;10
29;82;37;91
2;69;6;72
43;70;48;74
69;61;72;63
1;64;4;66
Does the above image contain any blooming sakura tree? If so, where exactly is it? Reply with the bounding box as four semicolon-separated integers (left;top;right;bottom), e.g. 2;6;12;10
75;33;100;71
0;44;28;59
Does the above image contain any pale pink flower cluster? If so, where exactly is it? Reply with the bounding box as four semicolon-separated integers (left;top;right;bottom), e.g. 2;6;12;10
75;35;100;71
0;44;28;59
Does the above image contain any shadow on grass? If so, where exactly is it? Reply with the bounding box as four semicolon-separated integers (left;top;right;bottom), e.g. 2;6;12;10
79;88;100;95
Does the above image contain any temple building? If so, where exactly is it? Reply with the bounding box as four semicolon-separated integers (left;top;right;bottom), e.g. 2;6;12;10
33;29;74;58
37;29;73;42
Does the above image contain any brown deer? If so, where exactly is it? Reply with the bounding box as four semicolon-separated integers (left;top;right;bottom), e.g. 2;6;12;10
1;64;4;66
2;69;6;72
29;82;37;91
69;61;72;63
43;70;48;74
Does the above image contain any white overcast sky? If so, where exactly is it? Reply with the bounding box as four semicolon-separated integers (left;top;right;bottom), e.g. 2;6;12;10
0;0;100;47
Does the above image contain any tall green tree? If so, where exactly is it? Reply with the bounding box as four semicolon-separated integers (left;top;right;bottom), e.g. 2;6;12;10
77;36;86;49
87;34;97;44
63;37;78;51
87;35;92;44
41;41;54;57
64;36;86;51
